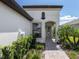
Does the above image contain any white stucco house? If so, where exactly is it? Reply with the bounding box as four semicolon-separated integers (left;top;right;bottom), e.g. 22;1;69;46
23;5;63;43
0;0;63;44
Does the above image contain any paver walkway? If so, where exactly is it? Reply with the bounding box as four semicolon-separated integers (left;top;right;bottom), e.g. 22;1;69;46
45;39;59;50
43;39;70;59
43;50;69;59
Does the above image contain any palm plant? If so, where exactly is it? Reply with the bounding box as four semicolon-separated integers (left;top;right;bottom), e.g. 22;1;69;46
58;25;79;50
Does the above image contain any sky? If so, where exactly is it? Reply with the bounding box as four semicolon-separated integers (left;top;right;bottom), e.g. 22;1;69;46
16;0;79;25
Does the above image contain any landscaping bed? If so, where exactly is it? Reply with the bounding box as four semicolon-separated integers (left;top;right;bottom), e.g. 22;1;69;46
66;50;79;59
0;35;45;59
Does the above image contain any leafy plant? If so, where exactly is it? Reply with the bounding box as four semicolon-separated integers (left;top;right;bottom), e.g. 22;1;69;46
58;25;79;50
35;43;44;50
26;49;41;59
1;35;34;59
1;35;43;59
2;47;11;59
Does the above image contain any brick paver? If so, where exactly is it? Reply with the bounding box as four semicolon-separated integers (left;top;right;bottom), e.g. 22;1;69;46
43;50;69;59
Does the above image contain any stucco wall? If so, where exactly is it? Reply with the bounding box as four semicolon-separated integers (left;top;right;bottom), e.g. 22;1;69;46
24;8;61;23
0;2;32;35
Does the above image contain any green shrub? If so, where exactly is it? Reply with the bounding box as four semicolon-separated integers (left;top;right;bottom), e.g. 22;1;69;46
1;35;34;59
26;49;41;59
35;43;44;50
30;38;36;49
2;47;11;59
58;25;79;50
1;35;43;59
66;51;77;59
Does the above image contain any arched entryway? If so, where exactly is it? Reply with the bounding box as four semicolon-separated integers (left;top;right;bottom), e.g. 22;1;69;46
45;21;58;50
45;21;55;40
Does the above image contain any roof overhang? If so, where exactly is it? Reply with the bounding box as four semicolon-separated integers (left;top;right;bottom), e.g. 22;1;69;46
23;5;63;8
1;0;33;21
